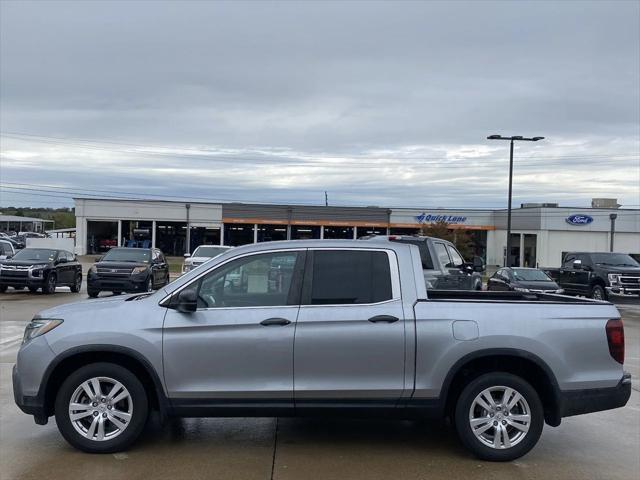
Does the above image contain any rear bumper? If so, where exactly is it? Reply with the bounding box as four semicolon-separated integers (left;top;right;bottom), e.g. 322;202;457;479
12;365;48;424
560;373;631;418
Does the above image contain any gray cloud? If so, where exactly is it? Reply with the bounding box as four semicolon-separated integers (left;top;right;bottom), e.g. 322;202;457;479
1;0;638;208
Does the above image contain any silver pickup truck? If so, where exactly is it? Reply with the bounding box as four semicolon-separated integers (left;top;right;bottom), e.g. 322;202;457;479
13;239;630;461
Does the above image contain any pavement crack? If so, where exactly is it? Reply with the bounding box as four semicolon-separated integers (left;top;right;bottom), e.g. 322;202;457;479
270;417;279;480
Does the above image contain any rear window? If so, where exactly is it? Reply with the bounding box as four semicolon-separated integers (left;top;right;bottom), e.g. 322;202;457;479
307;250;393;305
389;238;434;269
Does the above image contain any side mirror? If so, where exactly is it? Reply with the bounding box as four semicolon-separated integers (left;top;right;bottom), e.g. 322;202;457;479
473;256;485;272
57;257;68;264
175;288;197;313
95;256;104;263
184;253;191;258
572;259;583;270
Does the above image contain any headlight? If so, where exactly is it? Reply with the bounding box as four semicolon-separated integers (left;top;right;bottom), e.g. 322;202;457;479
29;264;48;270
23;317;63;344
183;264;192;273
608;274;621;285
132;266;148;274
89;265;97;274
514;287;530;292
555;288;565;294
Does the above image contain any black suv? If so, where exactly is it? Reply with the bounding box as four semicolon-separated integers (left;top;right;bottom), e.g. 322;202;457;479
545;252;640;300
0;248;82;294
87;247;170;297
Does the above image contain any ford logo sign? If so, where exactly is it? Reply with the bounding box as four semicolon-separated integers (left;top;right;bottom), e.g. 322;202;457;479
566;214;593;226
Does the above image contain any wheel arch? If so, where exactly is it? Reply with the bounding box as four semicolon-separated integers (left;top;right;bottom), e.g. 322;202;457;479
40;345;168;419
441;348;562;427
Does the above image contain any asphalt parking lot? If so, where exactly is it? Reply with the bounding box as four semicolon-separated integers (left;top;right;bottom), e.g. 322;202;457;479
0;285;638;480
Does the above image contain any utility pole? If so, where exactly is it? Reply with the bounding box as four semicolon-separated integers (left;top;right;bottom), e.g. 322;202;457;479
609;213;617;252
487;135;545;267
185;203;191;254
325;191;328;207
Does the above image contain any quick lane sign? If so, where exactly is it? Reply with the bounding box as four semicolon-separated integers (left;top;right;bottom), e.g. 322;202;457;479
415;213;467;224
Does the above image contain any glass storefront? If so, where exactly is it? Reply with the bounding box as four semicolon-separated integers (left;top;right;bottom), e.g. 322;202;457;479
257;224;288;242
290;225;320;240
356;226;387;237
224;223;255;246
189;226;221;251
323;226;354;239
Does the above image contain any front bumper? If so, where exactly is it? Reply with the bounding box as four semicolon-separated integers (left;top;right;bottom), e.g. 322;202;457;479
560;373;632;418
87;275;149;292
606;286;640;298
13;364;48;424
0;276;46;289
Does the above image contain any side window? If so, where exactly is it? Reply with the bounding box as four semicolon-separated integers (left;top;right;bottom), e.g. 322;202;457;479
195;251;299;308
563;254;576;267
66;251;75;262
434;242;452;268
306;250;393;305
0;243;11;255
445;245;464;267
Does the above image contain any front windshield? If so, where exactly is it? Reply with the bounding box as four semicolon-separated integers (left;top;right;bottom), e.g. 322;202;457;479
12;248;57;262
192;246;228;258
102;248;150;263
591;253;639;267
511;268;552;282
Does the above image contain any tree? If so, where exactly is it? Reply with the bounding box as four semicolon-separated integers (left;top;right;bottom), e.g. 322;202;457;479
420;220;476;260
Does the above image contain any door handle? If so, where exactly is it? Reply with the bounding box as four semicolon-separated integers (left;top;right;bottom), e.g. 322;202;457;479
260;317;291;326
368;315;399;323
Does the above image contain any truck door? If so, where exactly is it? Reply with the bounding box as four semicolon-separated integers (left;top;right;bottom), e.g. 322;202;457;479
162;249;304;407
294;248;406;407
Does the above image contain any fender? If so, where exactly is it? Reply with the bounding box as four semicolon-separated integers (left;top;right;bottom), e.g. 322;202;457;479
39;344;169;418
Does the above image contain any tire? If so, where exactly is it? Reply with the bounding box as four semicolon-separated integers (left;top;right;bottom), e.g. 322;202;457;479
87;288;100;298
54;362;148;453
591;284;606;301
43;273;57;294
145;276;153;292
164;273;170;287
70;273;82;293
454;372;544;462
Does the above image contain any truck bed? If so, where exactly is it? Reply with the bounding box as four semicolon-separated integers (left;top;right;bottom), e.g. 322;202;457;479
425;289;604;304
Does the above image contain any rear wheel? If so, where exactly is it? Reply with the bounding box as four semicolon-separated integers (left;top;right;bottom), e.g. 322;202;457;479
70;273;82;293
591;284;606;301
454;372;543;461
43;273;57;294
54;362;148;453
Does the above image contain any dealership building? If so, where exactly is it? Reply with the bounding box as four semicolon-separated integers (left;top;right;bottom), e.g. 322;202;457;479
74;197;640;267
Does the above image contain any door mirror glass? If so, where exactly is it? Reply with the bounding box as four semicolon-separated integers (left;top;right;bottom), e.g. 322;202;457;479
572;259;583;269
472;256;485;272
176;288;198;313
56;257;67;264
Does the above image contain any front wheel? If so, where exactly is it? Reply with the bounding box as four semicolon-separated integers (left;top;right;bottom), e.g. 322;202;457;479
454;372;544;461
87;288;100;298
591;285;606;301
54;362;148;453
145;276;153;292
42;273;57;294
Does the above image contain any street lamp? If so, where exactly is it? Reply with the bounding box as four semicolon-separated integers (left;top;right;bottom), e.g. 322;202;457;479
487;134;545;267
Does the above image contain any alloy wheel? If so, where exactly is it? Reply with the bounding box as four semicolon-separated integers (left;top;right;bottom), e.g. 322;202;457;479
468;386;531;449
68;377;133;442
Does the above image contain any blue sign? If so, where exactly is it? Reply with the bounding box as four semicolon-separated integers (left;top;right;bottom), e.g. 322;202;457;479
415;213;467;224
566;214;593;226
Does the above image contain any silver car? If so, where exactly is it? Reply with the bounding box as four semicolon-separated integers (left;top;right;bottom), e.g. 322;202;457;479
13;240;630;461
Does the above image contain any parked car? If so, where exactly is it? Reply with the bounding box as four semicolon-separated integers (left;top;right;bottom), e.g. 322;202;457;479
487;267;563;294
2;234;25;250
0;239;16;260
13;240;630;461
362;234;485;290
0;248;82;294
87;247;170;297
544;252;640;300
182;245;232;274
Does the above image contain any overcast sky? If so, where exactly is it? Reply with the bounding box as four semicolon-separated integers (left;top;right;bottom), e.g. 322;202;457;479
1;0;639;210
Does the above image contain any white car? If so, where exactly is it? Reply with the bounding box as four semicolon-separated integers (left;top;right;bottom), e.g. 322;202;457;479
0;239;15;260
182;245;232;274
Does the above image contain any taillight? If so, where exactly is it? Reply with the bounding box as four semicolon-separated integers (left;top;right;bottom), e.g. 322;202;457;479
606;319;625;364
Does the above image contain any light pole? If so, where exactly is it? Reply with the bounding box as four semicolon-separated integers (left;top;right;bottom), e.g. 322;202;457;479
609;213;617;252
487;134;545;267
